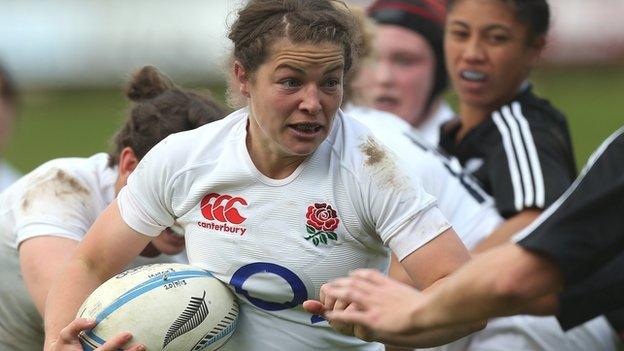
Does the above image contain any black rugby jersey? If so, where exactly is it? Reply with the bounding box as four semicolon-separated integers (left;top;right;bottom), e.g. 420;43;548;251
439;85;577;218
514;127;624;329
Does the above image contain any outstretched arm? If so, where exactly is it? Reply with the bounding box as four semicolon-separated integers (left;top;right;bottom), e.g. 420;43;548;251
324;243;563;336
44;202;151;351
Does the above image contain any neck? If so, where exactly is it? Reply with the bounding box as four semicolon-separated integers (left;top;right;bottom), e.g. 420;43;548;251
456;103;490;143
246;123;306;180
414;98;442;128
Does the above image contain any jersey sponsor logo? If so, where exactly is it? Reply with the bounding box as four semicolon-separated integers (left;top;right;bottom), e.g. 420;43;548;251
304;203;339;246
198;193;248;235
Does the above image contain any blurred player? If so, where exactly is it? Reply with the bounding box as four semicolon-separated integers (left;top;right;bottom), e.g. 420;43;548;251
439;0;576;245
43;1;482;350
0;61;21;190
0;66;225;351
352;0;452;145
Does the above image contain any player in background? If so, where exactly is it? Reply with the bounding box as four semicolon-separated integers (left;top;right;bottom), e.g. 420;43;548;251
0;66;225;351
43;1;483;350
321;125;624;346
351;0;452;145
439;0;576;250
343;1;620;350
0;61;21;190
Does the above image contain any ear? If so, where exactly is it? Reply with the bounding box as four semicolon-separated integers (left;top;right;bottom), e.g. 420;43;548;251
117;147;139;183
233;60;251;98
528;36;547;66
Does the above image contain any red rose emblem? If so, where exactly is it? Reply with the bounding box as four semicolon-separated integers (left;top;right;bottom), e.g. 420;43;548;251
306;203;340;232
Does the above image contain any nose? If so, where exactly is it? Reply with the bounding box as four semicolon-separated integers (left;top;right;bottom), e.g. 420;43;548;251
299;84;322;115
462;38;486;63
373;60;393;86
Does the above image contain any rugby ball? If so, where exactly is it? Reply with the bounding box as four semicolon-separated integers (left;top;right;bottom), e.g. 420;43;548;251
77;263;238;351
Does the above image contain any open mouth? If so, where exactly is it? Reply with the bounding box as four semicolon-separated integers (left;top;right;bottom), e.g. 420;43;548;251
373;96;400;110
288;123;323;135
460;70;487;82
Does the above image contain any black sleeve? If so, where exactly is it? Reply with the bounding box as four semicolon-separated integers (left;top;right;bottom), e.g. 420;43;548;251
488;103;575;218
557;252;624;330
516;127;624;286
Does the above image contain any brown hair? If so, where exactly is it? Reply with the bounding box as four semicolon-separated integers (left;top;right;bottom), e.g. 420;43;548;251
228;0;361;78
108;66;225;167
343;5;377;105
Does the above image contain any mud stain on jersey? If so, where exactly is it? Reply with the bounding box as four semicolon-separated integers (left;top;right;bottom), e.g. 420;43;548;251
359;136;410;192
21;168;91;213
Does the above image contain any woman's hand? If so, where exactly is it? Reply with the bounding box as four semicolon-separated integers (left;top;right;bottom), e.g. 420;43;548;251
319;269;425;336
302;283;375;341
46;318;145;351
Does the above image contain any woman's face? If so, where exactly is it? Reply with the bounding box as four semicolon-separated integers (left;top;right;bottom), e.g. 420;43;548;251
355;25;436;126
445;0;543;111
152;227;186;256
240;39;344;158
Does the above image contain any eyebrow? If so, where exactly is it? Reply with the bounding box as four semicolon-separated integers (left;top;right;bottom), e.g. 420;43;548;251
275;62;344;75
449;20;511;32
275;63;305;74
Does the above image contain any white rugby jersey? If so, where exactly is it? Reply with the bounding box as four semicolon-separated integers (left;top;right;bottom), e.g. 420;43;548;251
118;108;451;350
346;105;501;250
0;153;186;351
417;102;454;146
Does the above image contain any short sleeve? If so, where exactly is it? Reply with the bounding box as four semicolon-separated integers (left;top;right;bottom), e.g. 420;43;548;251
489;102;575;218
357;137;451;259
15;168;96;245
117;136;178;237
514;127;624;286
557;252;624;330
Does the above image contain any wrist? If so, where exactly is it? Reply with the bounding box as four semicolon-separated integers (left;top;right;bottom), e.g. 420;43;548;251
408;291;436;331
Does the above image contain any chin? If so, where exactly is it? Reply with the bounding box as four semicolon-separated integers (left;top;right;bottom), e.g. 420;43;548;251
156;245;185;256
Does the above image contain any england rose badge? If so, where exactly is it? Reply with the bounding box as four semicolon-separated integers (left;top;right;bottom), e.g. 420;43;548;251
305;203;339;246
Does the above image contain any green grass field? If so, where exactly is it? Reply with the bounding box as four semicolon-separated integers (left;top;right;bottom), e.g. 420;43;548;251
4;66;624;173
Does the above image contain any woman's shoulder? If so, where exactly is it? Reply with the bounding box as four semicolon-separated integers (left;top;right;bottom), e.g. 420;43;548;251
494;85;569;132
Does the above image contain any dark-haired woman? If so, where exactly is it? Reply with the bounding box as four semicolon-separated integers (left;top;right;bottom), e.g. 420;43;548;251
440;0;576;245
42;1;481;350
0;66;225;351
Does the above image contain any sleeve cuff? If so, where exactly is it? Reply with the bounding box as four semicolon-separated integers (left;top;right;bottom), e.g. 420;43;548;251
386;206;451;261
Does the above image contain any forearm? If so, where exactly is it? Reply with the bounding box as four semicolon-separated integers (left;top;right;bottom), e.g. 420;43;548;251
473;210;540;253
43;255;104;349
19;236;80;317
381;320;486;349
413;244;563;330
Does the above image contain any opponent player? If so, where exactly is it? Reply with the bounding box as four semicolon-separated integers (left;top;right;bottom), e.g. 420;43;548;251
43;1;482;350
0;61;21;190
353;0;452;145
321;125;624;346
438;0;576;251
0;66;225;351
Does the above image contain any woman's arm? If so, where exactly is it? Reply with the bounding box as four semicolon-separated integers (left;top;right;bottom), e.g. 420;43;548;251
19;236;80;316
43;201;152;350
324;243;563;337
472;209;540;253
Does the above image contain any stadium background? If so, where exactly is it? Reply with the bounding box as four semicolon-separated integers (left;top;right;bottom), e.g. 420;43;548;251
1;0;623;173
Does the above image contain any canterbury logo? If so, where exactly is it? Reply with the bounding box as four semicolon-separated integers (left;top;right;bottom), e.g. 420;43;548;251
201;193;248;225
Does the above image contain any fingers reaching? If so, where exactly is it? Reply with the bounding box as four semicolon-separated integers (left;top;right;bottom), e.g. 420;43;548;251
302;299;326;315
